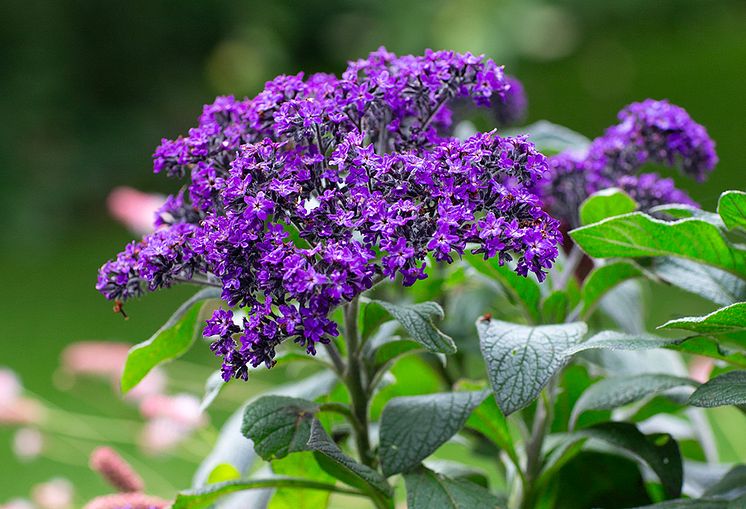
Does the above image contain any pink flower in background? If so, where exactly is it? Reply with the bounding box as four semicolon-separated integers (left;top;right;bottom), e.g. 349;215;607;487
690;356;715;384
90;447;144;493
106;186;165;235
83;493;169;509
0;500;34;509
0;367;43;425
138;393;206;454
60;342;166;401
13;428;44;461
32;479;74;509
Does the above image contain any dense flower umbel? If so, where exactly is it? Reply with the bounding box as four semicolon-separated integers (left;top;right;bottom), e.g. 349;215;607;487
541;99;717;225
97;48;561;380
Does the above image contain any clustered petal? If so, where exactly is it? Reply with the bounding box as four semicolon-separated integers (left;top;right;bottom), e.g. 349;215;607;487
97;48;561;380
540;99;717;226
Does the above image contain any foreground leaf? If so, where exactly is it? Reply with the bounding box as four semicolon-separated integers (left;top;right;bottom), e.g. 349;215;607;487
581;261;643;318
173;477;362;509
121;288;220;394
379;390;488;475
652;257;746;307
688;370;746;408
565;330;682;355
659;303;746;334
579;188;637;226
478;320;588;415
241;396;319;460
577;422;683;498
370;300;456;354
570;213;746;278
307;420;392;499
571;374;696;427
718;190;746;232
403;467;500;509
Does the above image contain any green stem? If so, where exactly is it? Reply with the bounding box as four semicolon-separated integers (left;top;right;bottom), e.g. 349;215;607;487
343;295;375;469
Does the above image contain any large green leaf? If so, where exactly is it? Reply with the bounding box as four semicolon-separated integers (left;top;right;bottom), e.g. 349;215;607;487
570;213;746;278
369;300;456;354
306;420;392;499
579;188;637;226
688;370;746;407
703;464;746;499
269;452;335;509
464;253;541;323
241;396;319;460
718;190;746;232
570;374;696;427
121;288;220;394
577;422;683;498
581;261;643;318
379;390;488;476
652;257;746;307
173;477;361;509
403;467;501;509
565;330;682;355
478;320;588;415
659;303;746;334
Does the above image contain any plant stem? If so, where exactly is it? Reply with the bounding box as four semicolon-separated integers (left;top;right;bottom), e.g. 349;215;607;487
520;377;558;509
343;295;375;468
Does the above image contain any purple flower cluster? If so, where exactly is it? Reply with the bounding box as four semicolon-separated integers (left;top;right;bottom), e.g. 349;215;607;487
493;76;527;127
97;48;561;380
541;99;717;225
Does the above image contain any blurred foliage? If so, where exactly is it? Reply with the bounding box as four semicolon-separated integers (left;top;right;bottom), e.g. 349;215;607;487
1;0;745;503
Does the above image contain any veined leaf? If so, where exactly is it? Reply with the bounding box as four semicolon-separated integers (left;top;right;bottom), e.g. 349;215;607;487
652;257;746;307
369;300;456;354
581;261;643;318
659;303;746;334
379;390;489;476
579;188;637;226
241;396;319;460
570;213;746;278
570;374;696;427
577;422;683;499
689;370;746;408
269;452;335;509
307;420;392;499
565;330;682;355
478;320;587;415
718;190;746;232
121;288;220;394
403;466;500;509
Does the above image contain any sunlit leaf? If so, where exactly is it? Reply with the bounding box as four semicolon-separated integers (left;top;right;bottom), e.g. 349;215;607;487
718;190;746;232
579;188;637;226
659;303;746;334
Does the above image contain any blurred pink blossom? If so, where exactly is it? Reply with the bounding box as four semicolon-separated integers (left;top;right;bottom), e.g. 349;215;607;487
139;393;205;428
60;342;166;401
13;427;44;461
690;356;715;384
32;478;74;509
138;417;194;455
107;186;165;235
90;447;144;493
83;493;169;509
0;368;22;406
0;368;43;425
0;499;34;509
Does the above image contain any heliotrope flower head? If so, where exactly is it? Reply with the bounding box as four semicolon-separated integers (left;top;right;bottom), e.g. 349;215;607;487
541;99;717;226
97;48;561;380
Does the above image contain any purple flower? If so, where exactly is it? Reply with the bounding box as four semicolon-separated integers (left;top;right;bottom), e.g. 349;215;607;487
540;99;717;226
98;48;561;379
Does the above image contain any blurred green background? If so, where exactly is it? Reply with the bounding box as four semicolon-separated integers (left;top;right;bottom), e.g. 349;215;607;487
1;0;745;503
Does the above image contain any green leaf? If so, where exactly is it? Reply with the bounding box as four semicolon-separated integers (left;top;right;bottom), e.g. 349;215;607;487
565;330;682;355
579;188;637;226
570;213;746;278
570;374;697;427
542;291;569;323
465;253;541;323
371;340;423;368
581;261;643;318
206;463;241;484
465;393;518;465
241;396;319;460
670;337;746;369
689;370;746;408
173;478;361;509
652;257;746;307
507;120;591;155
269;452;335;509
659;303;746;334
361;299;391;342
370;300;456;354
306;420;392;499
121;288;220;394
703;464;746;499
200;370;225;412
718;190;746;232
478;319;588;415
403;466;501;509
631;499;728;508
379;390;488;476
577;422;683;498
649;203;725;227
